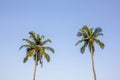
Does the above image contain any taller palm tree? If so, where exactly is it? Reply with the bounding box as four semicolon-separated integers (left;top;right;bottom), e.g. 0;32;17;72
19;31;54;80
75;25;104;80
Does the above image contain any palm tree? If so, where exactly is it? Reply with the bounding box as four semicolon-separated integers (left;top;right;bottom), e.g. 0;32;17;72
75;25;104;80
19;31;54;80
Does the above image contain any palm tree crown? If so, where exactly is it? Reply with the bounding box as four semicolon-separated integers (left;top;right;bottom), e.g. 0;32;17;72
75;25;104;54
20;31;54;66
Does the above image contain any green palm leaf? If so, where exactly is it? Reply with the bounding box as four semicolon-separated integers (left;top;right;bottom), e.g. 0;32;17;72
77;32;83;37
94;39;104;49
92;27;102;36
19;44;31;50
93;33;103;38
23;39;35;46
23;56;28;63
82;25;92;36
29;31;37;41
44;53;50;62
95;27;102;33
41;39;51;45
43;47;54;53
27;49;35;57
75;39;84;46
80;41;88;54
36;34;40;41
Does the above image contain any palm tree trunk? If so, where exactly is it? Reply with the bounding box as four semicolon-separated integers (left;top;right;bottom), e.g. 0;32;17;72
90;48;96;80
33;52;37;80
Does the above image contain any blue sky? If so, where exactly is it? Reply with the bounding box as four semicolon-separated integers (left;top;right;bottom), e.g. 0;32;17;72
0;0;120;80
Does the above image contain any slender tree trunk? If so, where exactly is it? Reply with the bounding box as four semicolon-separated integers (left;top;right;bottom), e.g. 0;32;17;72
90;48;96;80
33;52;38;80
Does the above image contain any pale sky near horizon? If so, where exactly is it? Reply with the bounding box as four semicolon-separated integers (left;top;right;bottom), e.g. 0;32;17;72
0;0;120;80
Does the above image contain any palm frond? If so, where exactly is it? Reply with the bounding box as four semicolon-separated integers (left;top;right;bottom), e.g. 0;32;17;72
75;40;84;46
43;47;54;53
36;34;40;41
93;33;103;38
77;32;83;37
26;49;35;57
41;39;51;45
44;53;50;62
29;31;37;41
23;56;28;63
78;31;88;38
93;27;102;36
39;48;50;62
82;25;88;30
82;25;93;36
80;41;88;54
41;35;45;39
80;26;87;35
94;39;105;49
19;44;31;50
80;25;90;37
23;39;35;46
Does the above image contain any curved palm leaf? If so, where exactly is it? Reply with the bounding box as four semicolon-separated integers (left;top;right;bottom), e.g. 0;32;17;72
43;47;54;53
80;28;88;37
92;27;102;36
36;34;40;41
41;39;51;45
23;39;35;46
93;33;103;38
94;39;104;49
82;25;90;34
29;31;37;42
80;41;88;54
19;44;32;50
27;49;35;57
77;32;83;37
23;56;28;63
44;52;50;62
75;39;84;46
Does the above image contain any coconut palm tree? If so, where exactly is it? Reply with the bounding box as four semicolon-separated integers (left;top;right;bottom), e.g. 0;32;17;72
19;31;54;80
75;25;104;80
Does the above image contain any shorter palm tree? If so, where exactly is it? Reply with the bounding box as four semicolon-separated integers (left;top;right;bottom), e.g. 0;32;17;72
75;25;104;80
19;31;54;80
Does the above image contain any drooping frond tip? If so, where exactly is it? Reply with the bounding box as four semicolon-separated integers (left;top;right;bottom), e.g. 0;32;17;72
19;45;31;50
94;27;102;34
23;56;28;63
44;47;55;53
44;53;50;62
29;31;35;37
96;27;102;32
77;32;82;37
75;40;84;46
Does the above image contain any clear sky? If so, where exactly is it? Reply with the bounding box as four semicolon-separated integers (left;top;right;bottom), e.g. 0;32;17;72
0;0;120;80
